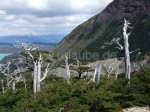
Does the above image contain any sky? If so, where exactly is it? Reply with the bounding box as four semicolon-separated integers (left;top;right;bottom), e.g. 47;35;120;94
0;0;113;37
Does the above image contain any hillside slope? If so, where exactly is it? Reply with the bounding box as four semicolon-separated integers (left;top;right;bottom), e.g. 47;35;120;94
54;0;150;61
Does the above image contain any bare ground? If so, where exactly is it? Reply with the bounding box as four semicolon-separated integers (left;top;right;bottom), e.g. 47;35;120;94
123;107;150;112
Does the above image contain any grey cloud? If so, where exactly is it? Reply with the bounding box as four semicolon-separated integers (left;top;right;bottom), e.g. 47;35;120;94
0;0;113;36
0;0;113;17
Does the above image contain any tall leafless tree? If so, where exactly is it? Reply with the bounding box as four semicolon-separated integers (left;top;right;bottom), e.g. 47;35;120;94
93;64;102;84
65;56;71;82
102;19;139;84
15;41;53;93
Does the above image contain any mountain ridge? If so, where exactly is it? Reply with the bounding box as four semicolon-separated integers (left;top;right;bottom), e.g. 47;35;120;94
0;34;64;43
54;0;150;61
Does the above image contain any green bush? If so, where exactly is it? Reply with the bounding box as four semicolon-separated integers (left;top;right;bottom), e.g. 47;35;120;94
109;68;150;108
0;68;150;112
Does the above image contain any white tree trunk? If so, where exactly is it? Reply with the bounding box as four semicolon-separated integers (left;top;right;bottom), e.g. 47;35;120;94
115;66;119;79
33;62;37;93
93;65;102;82
6;77;9;87
65;56;70;82
33;59;49;93
97;65;102;82
37;61;41;92
2;80;5;94
24;78;26;90
123;19;131;83
93;68;97;82
12;80;16;93
15;42;50;93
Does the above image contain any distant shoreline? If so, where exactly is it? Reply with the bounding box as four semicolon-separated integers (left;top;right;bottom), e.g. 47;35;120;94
0;53;12;61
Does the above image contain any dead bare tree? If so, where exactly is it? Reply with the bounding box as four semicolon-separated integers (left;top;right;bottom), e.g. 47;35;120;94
86;64;102;85
103;59;118;78
15;41;53;93
102;19;139;84
1;60;27;93
103;58;124;79
123;19;131;83
93;64;102;82
65;56;71;82
2;61;15;92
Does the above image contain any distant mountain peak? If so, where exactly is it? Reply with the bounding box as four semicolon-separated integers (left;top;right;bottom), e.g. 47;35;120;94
98;0;150;22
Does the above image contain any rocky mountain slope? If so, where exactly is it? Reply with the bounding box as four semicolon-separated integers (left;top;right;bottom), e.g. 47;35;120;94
54;0;150;61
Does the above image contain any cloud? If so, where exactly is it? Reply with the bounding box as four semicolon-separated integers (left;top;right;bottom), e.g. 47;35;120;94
0;0;113;36
0;10;6;15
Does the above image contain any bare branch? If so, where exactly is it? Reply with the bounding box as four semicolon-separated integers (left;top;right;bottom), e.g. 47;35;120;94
130;48;140;54
113;38;124;50
103;59;117;77
40;63;50;83
15;41;40;61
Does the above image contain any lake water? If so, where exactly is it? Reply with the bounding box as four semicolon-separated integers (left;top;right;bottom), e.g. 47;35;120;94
0;53;11;61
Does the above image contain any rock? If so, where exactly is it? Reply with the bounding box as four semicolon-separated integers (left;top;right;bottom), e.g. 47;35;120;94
123;107;150;112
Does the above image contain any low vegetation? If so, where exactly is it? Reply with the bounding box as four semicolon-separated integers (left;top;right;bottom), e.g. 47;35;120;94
0;68;149;112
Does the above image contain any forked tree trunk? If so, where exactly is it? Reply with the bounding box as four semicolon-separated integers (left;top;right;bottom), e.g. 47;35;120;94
33;60;49;93
15;42;51;93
